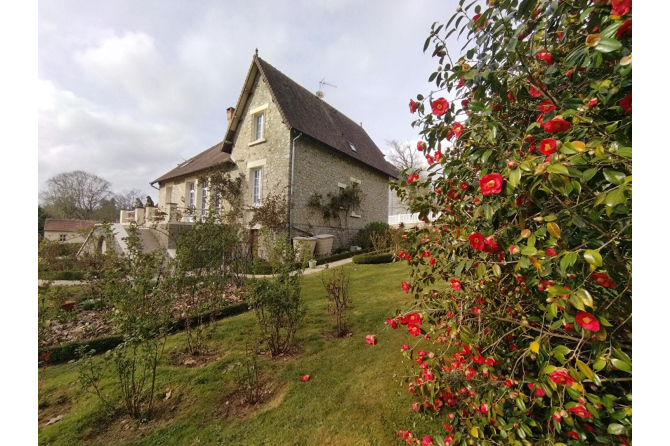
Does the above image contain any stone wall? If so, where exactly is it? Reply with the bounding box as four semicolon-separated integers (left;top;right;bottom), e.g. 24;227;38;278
291;135;391;249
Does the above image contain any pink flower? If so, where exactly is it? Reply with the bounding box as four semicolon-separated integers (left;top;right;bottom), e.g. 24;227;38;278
450;279;462;291
546;248;557;257
365;334;377;346
402;282;411;292
386;318;398;329
301;375;310;381
401;344;409;351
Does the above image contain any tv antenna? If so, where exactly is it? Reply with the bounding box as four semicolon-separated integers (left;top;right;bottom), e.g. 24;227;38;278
316;78;337;99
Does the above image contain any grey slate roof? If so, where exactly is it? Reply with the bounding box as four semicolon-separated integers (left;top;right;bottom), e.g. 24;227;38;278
254;57;398;178
152;141;233;184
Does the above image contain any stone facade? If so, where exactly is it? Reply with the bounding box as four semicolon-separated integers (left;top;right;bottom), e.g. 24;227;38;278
291;135;391;248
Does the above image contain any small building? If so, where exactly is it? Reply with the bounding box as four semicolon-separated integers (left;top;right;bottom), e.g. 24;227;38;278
43;219;99;243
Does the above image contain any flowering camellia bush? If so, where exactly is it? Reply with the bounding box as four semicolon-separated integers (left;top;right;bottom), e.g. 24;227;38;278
388;0;631;444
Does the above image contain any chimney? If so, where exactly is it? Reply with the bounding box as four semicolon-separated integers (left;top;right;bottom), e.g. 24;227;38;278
226;107;235;123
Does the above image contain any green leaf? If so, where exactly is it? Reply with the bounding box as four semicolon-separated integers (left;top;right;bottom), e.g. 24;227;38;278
569;293;585;311
553;345;570;356
575;289;594;308
605;187;627;207
607;424;626;435
595;38;622;53
576;359;595;380
610;358;632;373
521;246;538;256
548;303;558;319
582;168;598;183
423;36;431;53
583;250;602;267
516;397;526;411
492;264;501;277
603;169;625;185
547;286;571;296
468;101;486;112
547;164;569;175
509;168;521;188
615;147;632;157
560;252;578;273
476;262;486;278
593;359;607;371
481;149;493;163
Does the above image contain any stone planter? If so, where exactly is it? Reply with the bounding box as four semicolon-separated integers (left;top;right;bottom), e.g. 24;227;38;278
314;234;334;257
293;237;317;261
308;259;317;269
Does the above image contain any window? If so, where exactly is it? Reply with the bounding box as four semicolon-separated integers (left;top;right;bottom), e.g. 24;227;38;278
188;182;195;222
252;168;263;206
254;113;264;141
59;234;67;242
201;180;208;221
166;186;173;204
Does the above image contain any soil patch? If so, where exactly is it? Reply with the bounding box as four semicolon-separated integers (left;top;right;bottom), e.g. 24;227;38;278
220;378;287;420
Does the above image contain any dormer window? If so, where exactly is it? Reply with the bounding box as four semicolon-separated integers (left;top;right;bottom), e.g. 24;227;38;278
348;142;357;152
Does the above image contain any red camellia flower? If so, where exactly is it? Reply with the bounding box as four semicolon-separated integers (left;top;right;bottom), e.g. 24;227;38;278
447;189;462;200
386;318;398;329
568;430;580;440
479;173;504;196
365;334;377;346
469;232;485;251
543;117;571;133
589;98;598;108
538;100;556;113
472;307;480;315
432;97;449;116
444;435;454;444
536;49;554;65
409;99;418;114
534;387;545;397
507;92;515;103
619;94;632;114
450;279;462;291
426;154;434;165
457;76;465;88
546;248;557;257
557;31;564;40
529;86;542;97
407;173;420;185
566;69;574;76
482;236;501;253
617;19;632;39
430;257;436;266
402;282;410;292
301;374;310;381
401;344;409;350
422;435;434;446
539;138;557;155
549;370;575;386
434;151;443;163
417;141;426;151
459;182;469;190
406;312;422;326
611;0;631;16
591;272;616;288
575;311;601;332
446;127;454;140
462;99;469;108
552;413;562;423
453;122;464;137
408;325;421;337
568;405;594;418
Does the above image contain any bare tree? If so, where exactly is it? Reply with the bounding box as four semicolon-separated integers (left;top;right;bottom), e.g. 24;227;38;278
40;170;112;219
115;188;144;211
385;139;423;173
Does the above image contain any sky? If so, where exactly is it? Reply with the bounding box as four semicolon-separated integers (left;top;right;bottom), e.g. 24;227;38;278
38;0;462;201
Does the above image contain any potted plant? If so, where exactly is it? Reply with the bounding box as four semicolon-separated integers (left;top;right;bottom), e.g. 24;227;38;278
308;258;317;269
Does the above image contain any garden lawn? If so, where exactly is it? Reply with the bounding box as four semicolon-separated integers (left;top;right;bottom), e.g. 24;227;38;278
38;261;448;445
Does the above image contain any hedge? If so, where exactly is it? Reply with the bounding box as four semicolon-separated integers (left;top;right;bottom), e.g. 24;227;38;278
38;270;87;281
352;253;394;264
39;302;250;365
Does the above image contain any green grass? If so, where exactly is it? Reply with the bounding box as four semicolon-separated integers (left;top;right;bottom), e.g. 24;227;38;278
38;262;447;445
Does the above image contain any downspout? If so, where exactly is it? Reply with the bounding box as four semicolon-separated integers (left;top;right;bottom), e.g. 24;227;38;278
289;130;303;241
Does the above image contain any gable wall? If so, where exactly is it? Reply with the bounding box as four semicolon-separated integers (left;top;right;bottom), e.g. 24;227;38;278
292;135;390;248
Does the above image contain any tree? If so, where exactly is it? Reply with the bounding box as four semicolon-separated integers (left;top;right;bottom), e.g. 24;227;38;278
114;188;144;211
38;205;50;239
40;170;113;219
385;139;424;173
385;1;632;445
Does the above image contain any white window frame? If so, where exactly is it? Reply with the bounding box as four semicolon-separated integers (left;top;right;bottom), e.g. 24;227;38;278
166;186;173;204
201;180;208;221
188;182;195;222
249;104;268;146
252;168;263;206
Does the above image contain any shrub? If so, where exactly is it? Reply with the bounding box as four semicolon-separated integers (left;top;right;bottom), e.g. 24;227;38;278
38;270;86;281
247;238;306;356
320;266;352;337
385;1;632;444
351;221;390;250
352;253;394;264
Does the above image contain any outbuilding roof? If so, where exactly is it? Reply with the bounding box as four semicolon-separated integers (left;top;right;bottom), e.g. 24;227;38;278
152;141;233;184
43;219;99;232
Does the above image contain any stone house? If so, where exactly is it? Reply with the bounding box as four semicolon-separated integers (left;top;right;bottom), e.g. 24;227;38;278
80;55;397;258
153;55;396;251
43;219;99;243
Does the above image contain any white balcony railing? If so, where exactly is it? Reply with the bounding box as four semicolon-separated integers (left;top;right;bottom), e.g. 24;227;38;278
388;212;440;225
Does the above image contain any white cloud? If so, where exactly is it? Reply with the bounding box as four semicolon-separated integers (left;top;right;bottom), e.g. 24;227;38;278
38;79;195;197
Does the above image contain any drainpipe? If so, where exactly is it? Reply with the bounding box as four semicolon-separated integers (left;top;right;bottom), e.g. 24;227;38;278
289;130;303;240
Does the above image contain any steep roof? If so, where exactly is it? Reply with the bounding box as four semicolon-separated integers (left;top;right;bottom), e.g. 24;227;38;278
152;141;233;184
44;219;99;232
225;56;398;178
